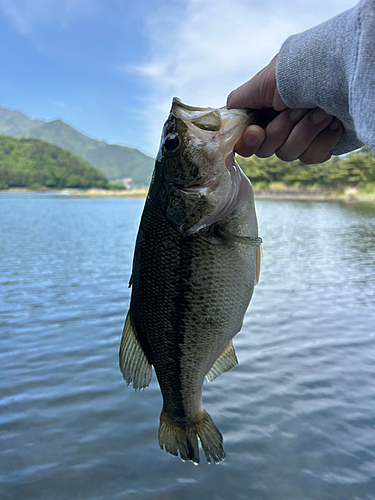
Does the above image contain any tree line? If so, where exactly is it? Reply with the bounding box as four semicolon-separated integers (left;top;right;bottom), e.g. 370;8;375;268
237;147;375;187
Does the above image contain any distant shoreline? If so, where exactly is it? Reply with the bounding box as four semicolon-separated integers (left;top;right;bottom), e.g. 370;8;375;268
1;187;148;198
2;187;375;202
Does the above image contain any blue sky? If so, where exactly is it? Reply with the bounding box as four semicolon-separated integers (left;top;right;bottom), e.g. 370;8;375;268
0;0;358;157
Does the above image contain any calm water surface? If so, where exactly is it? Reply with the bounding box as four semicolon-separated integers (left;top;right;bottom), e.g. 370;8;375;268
1;194;375;500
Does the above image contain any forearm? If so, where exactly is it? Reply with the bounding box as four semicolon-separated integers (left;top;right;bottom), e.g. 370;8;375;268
276;0;375;154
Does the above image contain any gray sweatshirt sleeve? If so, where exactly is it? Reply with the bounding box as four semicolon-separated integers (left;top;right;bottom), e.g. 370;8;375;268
276;0;375;155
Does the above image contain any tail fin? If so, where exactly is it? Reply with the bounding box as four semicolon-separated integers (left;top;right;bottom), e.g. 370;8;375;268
158;409;225;465
196;411;226;464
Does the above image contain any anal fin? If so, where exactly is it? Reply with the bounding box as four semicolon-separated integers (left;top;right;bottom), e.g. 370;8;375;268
206;341;238;382
119;310;152;390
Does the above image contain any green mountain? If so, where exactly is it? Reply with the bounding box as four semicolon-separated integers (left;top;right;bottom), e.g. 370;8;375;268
0;135;108;190
0;106;155;186
0;106;44;136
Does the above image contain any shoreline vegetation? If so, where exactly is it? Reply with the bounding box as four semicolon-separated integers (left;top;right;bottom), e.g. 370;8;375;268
1;132;375;201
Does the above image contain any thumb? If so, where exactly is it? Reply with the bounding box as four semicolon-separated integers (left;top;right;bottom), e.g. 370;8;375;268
227;55;286;111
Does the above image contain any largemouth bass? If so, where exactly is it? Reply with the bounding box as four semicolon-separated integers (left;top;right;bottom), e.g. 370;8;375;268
119;97;261;464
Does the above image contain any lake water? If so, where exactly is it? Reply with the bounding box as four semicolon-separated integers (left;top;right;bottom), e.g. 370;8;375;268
1;193;375;500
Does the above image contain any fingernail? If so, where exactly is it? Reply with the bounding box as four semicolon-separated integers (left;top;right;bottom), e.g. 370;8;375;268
311;108;330;124
289;108;307;123
329;117;341;131
245;131;261;147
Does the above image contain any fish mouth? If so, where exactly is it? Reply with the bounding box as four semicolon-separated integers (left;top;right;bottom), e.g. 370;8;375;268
159;98;256;237
171;97;254;136
172;97;222;132
167;97;256;235
172;97;253;116
172;97;213;112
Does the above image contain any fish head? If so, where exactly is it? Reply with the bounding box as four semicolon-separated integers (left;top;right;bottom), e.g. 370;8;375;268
157;98;223;188
156;97;254;236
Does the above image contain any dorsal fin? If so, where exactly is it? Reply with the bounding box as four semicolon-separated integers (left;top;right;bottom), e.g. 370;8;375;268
119;310;152;390
206;341;238;382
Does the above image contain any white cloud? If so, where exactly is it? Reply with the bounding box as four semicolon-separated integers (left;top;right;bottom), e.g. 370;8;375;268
130;0;359;155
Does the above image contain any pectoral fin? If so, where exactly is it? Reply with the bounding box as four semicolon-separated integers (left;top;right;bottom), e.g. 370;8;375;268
206;341;238;382
216;226;262;247
255;245;262;285
217;226;262;284
119;310;152;390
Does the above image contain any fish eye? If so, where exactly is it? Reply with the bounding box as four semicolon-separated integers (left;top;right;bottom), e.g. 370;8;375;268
164;133;180;154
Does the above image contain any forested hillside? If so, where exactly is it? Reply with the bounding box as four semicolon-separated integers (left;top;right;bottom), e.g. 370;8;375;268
0;135;108;189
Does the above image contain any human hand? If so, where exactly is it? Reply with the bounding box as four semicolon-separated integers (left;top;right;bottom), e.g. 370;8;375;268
226;55;344;164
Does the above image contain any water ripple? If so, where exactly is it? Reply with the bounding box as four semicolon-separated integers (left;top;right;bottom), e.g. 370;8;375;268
1;195;375;499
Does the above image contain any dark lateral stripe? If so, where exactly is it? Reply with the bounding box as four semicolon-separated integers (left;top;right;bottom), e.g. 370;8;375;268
167;234;195;421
